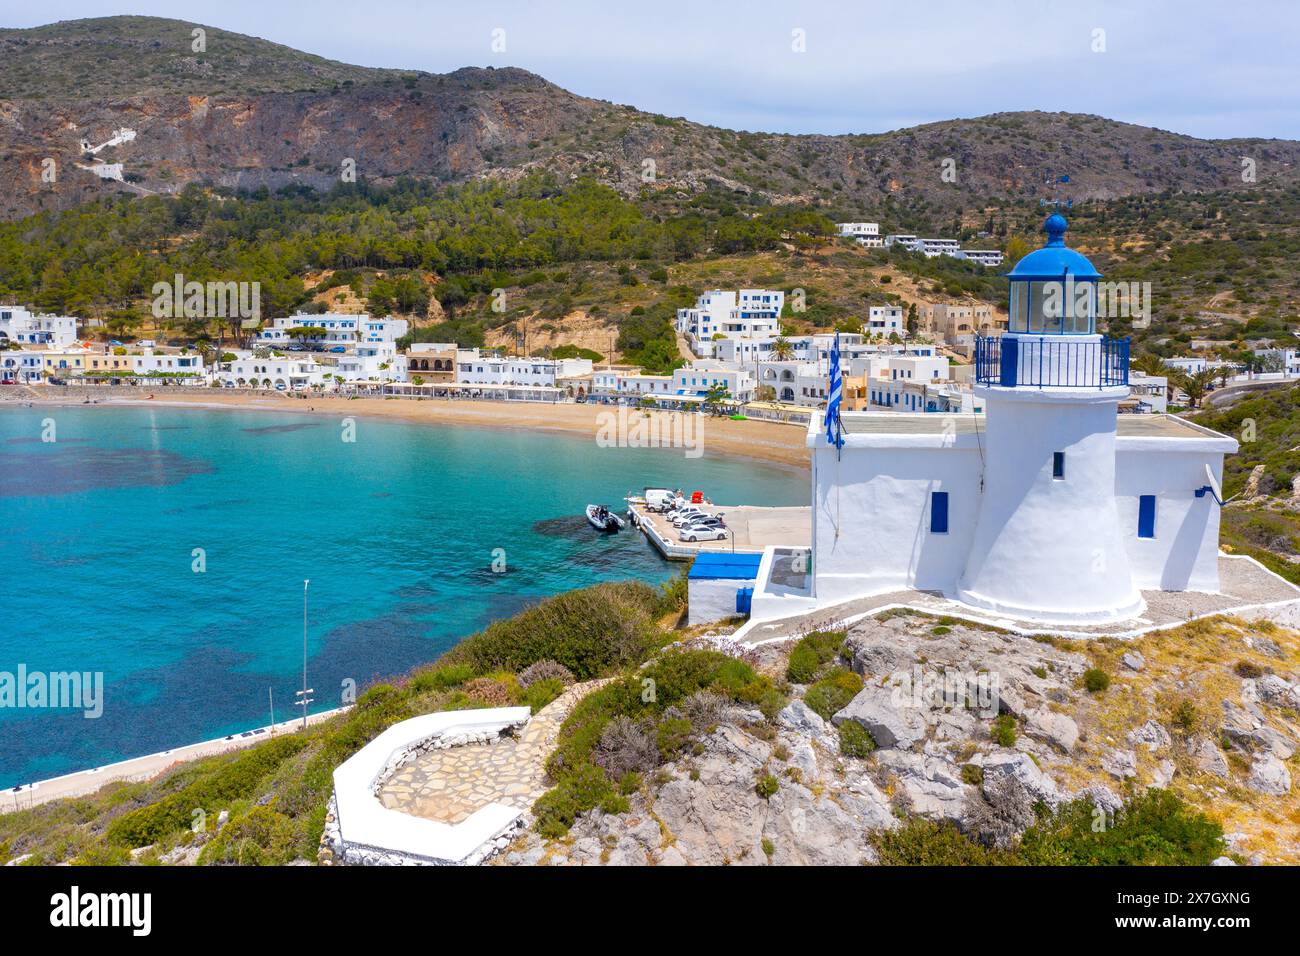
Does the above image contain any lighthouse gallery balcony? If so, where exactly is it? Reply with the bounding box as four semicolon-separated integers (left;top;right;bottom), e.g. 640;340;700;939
974;334;1130;389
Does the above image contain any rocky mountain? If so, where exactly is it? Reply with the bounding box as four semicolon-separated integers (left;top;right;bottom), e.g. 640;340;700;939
3;15;1300;221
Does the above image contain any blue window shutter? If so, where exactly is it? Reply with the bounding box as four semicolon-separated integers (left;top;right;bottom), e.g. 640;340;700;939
931;491;949;533
1138;495;1156;538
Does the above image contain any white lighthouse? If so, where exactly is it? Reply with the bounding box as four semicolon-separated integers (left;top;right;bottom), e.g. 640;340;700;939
955;210;1145;623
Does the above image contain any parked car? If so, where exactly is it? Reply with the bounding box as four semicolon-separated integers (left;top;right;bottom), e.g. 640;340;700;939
329;346;347;354
682;515;725;530
681;525;728;542
1;378;16;385
669;509;709;527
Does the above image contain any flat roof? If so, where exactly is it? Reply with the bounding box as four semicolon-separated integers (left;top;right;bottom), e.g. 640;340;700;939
688;552;763;580
837;411;1222;440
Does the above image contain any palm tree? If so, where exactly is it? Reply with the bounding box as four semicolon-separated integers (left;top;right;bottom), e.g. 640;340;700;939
771;336;795;361
1129;352;1168;378
1173;367;1217;408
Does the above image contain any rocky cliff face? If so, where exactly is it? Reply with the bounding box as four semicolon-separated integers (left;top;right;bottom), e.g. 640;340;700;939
499;610;1300;866
4;16;1299;222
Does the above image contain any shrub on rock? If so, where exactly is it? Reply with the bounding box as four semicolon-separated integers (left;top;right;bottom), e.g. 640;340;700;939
804;667;864;721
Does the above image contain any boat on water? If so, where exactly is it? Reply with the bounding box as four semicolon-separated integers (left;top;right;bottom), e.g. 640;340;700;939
585;504;626;532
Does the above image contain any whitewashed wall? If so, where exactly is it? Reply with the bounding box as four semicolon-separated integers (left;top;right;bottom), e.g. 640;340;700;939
1116;445;1228;592
812;439;982;605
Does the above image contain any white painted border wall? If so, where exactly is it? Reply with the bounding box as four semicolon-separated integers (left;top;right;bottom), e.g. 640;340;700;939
331;707;531;866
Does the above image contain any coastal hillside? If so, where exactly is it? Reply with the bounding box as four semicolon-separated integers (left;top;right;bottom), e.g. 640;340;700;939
3;579;1295;866
3;16;1300;221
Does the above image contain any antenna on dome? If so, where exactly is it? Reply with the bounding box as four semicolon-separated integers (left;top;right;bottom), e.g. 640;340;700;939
1040;174;1073;213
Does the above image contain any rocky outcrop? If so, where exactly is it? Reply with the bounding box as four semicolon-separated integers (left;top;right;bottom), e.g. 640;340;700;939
831;683;928;750
1246;755;1293;796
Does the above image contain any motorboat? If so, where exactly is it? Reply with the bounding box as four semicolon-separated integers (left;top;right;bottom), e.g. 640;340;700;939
585;504;626;532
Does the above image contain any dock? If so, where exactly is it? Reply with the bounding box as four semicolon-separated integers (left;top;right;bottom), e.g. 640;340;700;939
627;498;810;560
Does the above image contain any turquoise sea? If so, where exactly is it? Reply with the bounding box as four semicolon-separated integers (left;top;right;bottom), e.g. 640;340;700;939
0;404;806;787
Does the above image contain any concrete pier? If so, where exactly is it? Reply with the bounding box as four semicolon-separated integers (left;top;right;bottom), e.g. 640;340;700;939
627;498;809;560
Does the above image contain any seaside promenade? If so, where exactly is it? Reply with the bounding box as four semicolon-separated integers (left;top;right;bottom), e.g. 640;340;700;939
3;707;346;814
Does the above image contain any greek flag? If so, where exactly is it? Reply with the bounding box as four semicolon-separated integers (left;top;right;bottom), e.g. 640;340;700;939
826;332;844;454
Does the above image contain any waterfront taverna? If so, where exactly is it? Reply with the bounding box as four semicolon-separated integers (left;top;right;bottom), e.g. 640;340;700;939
748;212;1243;628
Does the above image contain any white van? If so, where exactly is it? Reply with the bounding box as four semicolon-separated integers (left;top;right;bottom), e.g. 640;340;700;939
644;488;678;513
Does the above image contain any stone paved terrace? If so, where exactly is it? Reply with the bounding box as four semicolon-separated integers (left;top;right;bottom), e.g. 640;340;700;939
377;680;605;825
738;554;1300;645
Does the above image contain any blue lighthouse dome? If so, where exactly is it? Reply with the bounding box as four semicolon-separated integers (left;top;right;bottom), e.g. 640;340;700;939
1007;212;1101;280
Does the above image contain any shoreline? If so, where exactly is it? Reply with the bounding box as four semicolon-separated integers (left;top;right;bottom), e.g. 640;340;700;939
1;706;349;814
0;387;810;804
3;388;812;472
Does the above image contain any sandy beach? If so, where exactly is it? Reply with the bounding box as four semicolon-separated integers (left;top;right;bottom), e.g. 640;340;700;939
6;386;813;471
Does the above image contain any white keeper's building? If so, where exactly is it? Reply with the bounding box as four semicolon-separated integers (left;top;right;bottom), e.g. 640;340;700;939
750;212;1239;626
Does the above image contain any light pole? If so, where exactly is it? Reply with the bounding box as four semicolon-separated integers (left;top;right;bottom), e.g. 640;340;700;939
295;579;314;731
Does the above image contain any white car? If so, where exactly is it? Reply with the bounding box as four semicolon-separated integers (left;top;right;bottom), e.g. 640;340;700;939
669;509;708;527
681;524;728;542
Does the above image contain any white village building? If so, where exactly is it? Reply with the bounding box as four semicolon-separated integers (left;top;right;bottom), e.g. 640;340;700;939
0;306;80;347
749;212;1238;627
675;289;784;357
455;350;594;387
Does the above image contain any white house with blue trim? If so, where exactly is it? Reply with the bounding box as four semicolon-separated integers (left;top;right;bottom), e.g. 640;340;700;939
749;212;1238;627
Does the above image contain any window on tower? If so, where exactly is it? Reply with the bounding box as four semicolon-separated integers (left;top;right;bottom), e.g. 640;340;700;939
1053;452;1065;479
1138;495;1157;538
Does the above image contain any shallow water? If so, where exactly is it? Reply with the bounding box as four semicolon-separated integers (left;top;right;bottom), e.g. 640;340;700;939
0;405;805;785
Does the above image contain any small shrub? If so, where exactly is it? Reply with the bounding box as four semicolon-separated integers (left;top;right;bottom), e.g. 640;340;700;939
532;764;627;838
617;771;641;796
804;668;863;721
1169;697;1202;735
964;775;1036;849
71;843;132;866
873;818;1004;865
1083;668;1111;693
991;714;1017;747
656;717;694;759
518;659;575;688
592;716;659;778
198;806;301;866
409;663;475;693
755;773;779;799
1233;660;1263;679
839;721;876;758
443;582;662;679
761;838;775;858
961;764;984;785
463;675;518;707
682;690;727;729
1017;789;1224;865
522;677;564;714
786;630;846;683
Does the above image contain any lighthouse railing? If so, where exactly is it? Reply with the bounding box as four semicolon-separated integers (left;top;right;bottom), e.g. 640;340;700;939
974;335;1129;388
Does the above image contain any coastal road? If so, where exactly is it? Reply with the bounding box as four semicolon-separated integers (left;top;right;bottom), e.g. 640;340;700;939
3;707;347;814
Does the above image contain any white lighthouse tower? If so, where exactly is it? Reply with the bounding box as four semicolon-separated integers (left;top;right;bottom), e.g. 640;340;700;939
956;209;1145;623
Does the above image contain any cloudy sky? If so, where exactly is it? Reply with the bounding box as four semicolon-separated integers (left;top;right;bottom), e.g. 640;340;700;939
3;0;1297;140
